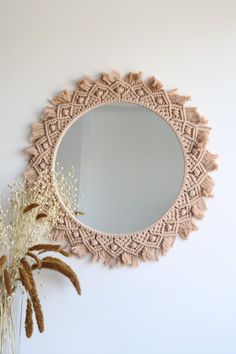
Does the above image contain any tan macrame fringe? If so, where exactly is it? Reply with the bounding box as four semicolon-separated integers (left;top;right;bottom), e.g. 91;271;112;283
145;76;163;91
77;77;94;92
29;123;45;143
178;221;199;239
25;71;217;267
24;168;38;187
124;72;143;83
160;237;176;255
101;71;121;84
50;90;73;106
201;175;215;197
185;107;208;125
25;146;38;160
197;129;210;146
191;199;207;219
202;151;218;172
41;106;57;121
167;89;191;104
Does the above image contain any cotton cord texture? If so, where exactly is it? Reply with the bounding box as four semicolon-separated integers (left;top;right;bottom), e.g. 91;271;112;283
25;71;218;267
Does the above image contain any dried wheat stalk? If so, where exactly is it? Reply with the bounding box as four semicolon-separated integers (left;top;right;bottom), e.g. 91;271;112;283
19;261;44;333
32;256;81;295
36;213;48;220
29;243;70;257
26;252;42;269
0;169;81;345
0;255;7;270
25;299;33;338
3;269;13;296
23;203;39;214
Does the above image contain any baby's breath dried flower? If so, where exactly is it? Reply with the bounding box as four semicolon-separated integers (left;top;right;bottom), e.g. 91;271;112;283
1;168;81;348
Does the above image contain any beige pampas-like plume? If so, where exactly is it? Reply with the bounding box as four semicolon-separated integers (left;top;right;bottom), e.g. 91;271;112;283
3;269;13;296
0;255;7;270
25;299;33;338
33;256;81;295
0;170;81;348
29;243;70;257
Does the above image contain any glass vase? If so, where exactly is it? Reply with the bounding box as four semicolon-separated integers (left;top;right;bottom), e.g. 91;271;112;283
0;286;23;354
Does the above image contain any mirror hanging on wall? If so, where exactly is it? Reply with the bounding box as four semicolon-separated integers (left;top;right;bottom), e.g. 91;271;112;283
25;71;217;266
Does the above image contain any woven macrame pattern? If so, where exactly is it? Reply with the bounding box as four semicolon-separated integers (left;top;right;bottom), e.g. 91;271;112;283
25;71;217;267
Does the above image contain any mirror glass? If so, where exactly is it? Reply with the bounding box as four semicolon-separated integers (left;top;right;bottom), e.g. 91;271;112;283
55;103;185;234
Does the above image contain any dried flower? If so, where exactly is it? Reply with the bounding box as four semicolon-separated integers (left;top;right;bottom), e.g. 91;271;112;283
36;213;48;220
0;169;81;348
33;256;81;295
23;203;39;214
19;267;32;294
74;210;85;216
25;299;33;338
26;252;42;269
0;255;7;270
20;261;44;333
3;269;13;296
29;243;70;257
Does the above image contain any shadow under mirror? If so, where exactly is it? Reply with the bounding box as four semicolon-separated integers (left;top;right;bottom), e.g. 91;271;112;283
55;103;185;234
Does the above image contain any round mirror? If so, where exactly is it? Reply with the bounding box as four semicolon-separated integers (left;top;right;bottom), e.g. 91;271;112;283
55;103;185;234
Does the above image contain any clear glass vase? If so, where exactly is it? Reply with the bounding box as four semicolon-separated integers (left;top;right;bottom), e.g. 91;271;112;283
0;286;23;354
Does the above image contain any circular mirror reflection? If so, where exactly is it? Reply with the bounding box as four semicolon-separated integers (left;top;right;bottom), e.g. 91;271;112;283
55;103;185;234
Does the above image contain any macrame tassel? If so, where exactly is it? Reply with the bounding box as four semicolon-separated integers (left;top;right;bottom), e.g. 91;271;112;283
93;251;120;268
124;72;143;83
100;71;121;84
167;89;191;105
130;255;139;267
146;76;163;91
29;122;45;143
185;107;208;125
77;77;94;92
71;244;89;258
50;90;73;105
114;258;124;267
113;71;121;80
191;199;207;219
201;175;214;197
24;168;38;187
101;73;115;85
142;247;159;261
92;250;107;264
51;228;66;241
42;106;57;121
121;252;138;266
25;147;38;159
202;151;218;172
160;237;176;255
197;129;210;146
178;221;198;239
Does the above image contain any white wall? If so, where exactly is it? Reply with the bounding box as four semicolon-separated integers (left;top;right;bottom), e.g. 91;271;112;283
0;0;235;353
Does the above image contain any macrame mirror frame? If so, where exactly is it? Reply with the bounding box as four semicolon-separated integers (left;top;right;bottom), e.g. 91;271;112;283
25;71;217;267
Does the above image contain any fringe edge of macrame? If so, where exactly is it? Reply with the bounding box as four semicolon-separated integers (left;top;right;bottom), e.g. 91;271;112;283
27;71;166;145
25;71;218;267
24;167;38;188
68;237;177;268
